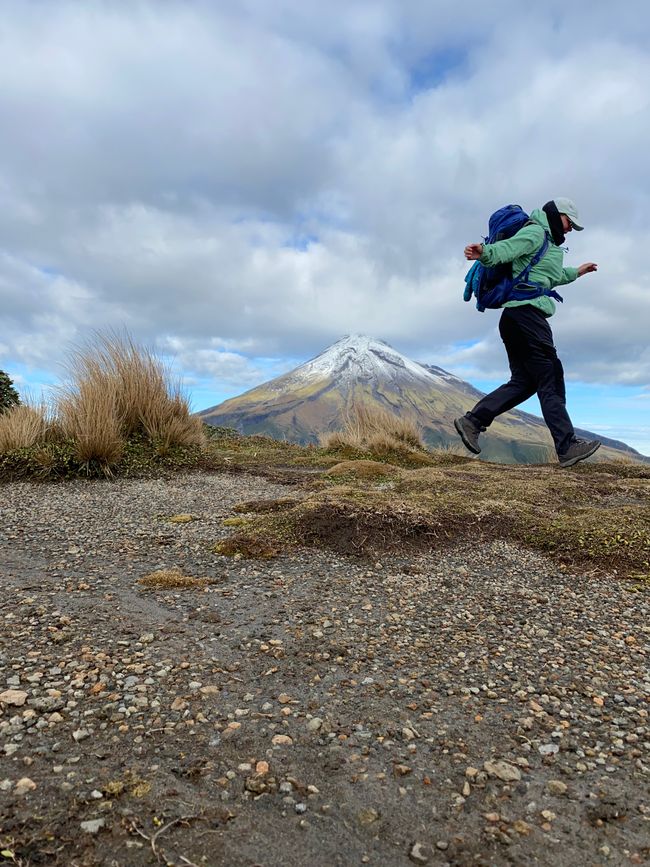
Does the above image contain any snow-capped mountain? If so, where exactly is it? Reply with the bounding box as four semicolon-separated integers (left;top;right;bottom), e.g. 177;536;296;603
199;335;643;464
263;335;451;391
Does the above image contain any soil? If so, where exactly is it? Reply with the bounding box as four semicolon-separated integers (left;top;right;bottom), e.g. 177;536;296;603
0;472;648;866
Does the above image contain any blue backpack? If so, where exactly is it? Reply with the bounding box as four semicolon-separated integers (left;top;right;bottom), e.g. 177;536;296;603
463;204;564;312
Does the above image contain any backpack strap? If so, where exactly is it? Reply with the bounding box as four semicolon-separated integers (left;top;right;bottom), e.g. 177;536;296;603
512;229;563;303
514;228;550;286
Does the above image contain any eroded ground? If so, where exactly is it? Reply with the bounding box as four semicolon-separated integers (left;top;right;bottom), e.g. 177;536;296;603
0;472;648;866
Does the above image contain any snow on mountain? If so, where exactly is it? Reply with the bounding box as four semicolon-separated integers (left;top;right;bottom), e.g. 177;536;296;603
272;334;451;391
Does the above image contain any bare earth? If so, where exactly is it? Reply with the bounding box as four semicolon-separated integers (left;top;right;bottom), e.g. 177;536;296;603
0;472;648;866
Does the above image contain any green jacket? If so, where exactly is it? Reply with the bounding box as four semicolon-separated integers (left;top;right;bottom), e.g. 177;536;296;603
479;208;579;316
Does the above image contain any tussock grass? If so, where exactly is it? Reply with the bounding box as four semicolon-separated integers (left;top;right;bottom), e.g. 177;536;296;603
58;332;206;460
325;459;400;479
321;405;424;455
58;377;123;468
138;568;214;589
0;402;52;452
0;331;207;479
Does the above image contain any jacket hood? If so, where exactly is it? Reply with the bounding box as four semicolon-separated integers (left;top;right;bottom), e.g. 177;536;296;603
529;208;551;231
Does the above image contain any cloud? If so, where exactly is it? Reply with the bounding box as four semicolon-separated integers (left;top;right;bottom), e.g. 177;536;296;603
1;0;650;400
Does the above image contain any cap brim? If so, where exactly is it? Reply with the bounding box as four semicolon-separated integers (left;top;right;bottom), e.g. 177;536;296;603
570;220;584;231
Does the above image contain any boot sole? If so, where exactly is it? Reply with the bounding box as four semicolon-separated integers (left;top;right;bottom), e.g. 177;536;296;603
559;442;601;468
454;418;481;455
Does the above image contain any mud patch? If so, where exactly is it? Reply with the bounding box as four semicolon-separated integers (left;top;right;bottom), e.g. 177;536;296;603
294;501;457;555
233;497;299;514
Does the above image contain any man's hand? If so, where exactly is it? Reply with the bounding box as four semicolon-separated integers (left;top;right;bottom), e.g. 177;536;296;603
577;262;598;277
464;243;484;261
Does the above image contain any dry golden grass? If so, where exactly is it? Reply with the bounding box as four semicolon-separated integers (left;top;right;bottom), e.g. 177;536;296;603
325;459;400;479
58;378;123;467
138;568;213;589
53;331;206;467
321;404;424;453
0;402;51;451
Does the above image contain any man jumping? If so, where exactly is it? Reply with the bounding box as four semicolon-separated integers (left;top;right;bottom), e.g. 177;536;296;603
455;197;600;468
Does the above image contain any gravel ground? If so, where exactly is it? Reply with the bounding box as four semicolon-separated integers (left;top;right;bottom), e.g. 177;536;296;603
0;472;648;867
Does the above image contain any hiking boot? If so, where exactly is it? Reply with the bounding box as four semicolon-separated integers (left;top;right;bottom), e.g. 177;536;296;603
454;415;483;454
558;438;601;468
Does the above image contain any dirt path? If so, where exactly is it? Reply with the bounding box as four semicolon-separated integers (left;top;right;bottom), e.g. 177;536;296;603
0;473;648;866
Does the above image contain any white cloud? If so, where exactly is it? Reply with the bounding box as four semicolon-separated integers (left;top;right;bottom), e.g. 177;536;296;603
1;0;650;402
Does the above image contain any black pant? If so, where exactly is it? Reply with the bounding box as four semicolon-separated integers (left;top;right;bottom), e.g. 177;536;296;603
468;306;575;455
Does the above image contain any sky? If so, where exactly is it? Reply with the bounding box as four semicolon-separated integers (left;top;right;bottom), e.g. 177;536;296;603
1;0;649;454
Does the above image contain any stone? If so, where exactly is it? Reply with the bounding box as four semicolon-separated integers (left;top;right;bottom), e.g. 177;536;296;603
0;690;28;707
14;777;36;796
483;760;521;782
409;841;430;864
357;808;380;825
80;818;106;834
547;780;568;796
200;686;220;696
272;734;293;746
72;729;91;742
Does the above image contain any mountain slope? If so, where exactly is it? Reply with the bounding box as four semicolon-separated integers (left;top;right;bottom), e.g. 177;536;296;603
198;335;645;464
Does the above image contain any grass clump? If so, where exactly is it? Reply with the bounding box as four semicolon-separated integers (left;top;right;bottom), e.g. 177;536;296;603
214;535;280;559
138;568;214;589
0;402;52;452
0;331;207;480
325;460;400;480
321;405;424;455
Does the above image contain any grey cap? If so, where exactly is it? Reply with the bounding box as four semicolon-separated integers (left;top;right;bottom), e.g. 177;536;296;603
554;197;584;231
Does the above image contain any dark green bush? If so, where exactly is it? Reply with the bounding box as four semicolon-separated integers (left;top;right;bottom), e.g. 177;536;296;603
0;370;20;413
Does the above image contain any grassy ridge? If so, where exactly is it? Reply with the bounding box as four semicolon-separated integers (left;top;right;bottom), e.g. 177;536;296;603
197;422;649;582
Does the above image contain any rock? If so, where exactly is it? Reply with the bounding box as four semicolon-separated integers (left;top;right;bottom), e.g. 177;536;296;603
80;818;106;834
200;685;220;696
14;777;37;796
538;743;559;756
271;734;293;746
483;760;521;782
72;729;91;742
547;780;568;796
357;808;380;826
409;841;430;864
245;776;267;794
0;690;28;707
306;717;322;732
